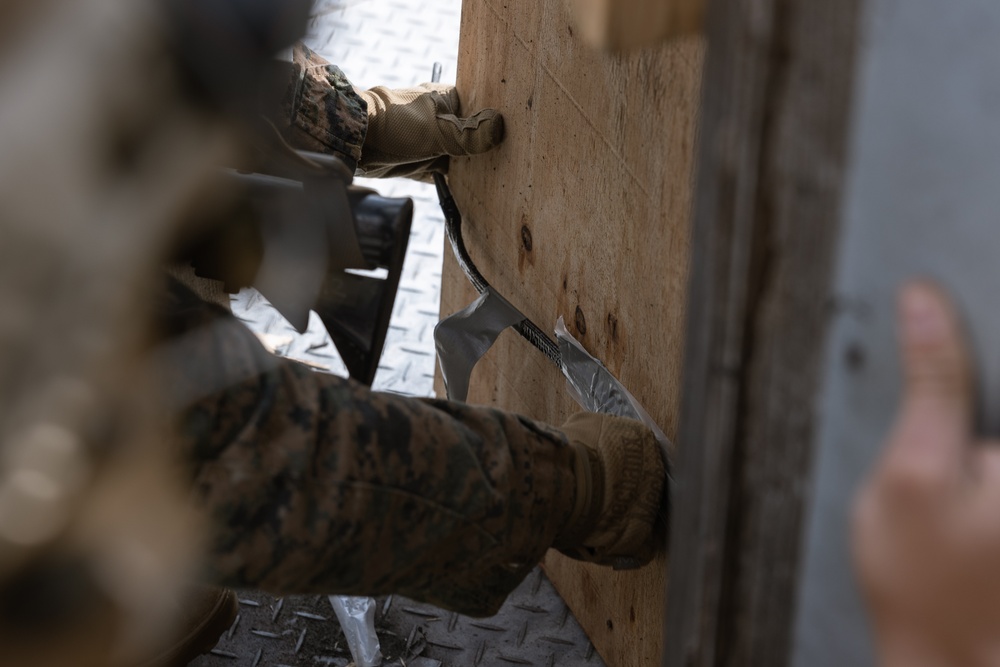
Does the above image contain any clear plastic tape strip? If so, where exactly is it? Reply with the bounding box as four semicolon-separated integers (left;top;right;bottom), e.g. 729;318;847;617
329;595;382;667
555;317;672;457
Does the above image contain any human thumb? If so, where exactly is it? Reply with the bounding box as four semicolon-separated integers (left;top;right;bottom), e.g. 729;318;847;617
888;281;974;475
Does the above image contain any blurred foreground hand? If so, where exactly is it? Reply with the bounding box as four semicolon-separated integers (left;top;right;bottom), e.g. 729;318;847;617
853;282;1000;667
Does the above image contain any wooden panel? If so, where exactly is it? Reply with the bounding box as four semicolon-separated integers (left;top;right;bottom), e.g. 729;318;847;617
440;1;703;665
661;0;862;665
568;0;704;49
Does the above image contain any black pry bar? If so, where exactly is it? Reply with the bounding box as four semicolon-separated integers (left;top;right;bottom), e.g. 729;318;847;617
433;172;562;368
427;62;561;367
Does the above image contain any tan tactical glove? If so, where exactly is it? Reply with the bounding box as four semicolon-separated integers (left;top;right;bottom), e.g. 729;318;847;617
358;84;505;180
555;412;668;569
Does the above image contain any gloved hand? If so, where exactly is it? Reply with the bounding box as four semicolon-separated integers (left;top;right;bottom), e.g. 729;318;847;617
358;84;505;180
554;412;668;569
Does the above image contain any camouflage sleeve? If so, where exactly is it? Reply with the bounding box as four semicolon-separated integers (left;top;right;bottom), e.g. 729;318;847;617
156;279;578;617
272;43;367;170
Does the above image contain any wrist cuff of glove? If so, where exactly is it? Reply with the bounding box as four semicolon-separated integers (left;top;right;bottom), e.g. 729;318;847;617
553;439;605;550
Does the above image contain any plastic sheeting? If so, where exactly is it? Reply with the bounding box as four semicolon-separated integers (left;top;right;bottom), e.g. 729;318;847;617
434;288;525;402
555;317;671;453
329;595;382;667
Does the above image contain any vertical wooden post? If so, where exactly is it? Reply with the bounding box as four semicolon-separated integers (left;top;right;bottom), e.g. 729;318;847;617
663;0;863;664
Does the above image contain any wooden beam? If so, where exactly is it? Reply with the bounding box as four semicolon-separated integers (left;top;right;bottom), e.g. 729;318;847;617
662;0;863;665
568;0;704;49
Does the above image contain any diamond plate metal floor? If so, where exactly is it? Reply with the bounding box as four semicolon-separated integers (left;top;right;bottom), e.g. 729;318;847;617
207;3;606;665
190;568;601;667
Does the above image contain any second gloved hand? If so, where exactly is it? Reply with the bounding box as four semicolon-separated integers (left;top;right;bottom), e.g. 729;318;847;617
359;84;504;180
555;412;668;569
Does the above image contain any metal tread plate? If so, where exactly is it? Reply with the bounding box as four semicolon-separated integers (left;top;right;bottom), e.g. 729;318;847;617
189;567;605;667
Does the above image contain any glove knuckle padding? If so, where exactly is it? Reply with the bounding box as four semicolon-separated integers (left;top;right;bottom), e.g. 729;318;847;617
436;109;505;156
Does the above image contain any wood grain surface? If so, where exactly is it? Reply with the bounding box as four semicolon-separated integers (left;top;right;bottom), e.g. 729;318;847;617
439;1;703;665
568;0;704;50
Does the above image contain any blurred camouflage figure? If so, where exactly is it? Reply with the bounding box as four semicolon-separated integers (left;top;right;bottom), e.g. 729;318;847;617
0;0;312;665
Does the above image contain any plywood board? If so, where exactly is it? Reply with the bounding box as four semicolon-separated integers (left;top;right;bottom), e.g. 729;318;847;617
439;2;703;665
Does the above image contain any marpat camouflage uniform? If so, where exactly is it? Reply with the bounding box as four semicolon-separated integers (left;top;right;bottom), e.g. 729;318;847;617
274;43;368;171
157;279;580;617
167;46;584;616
